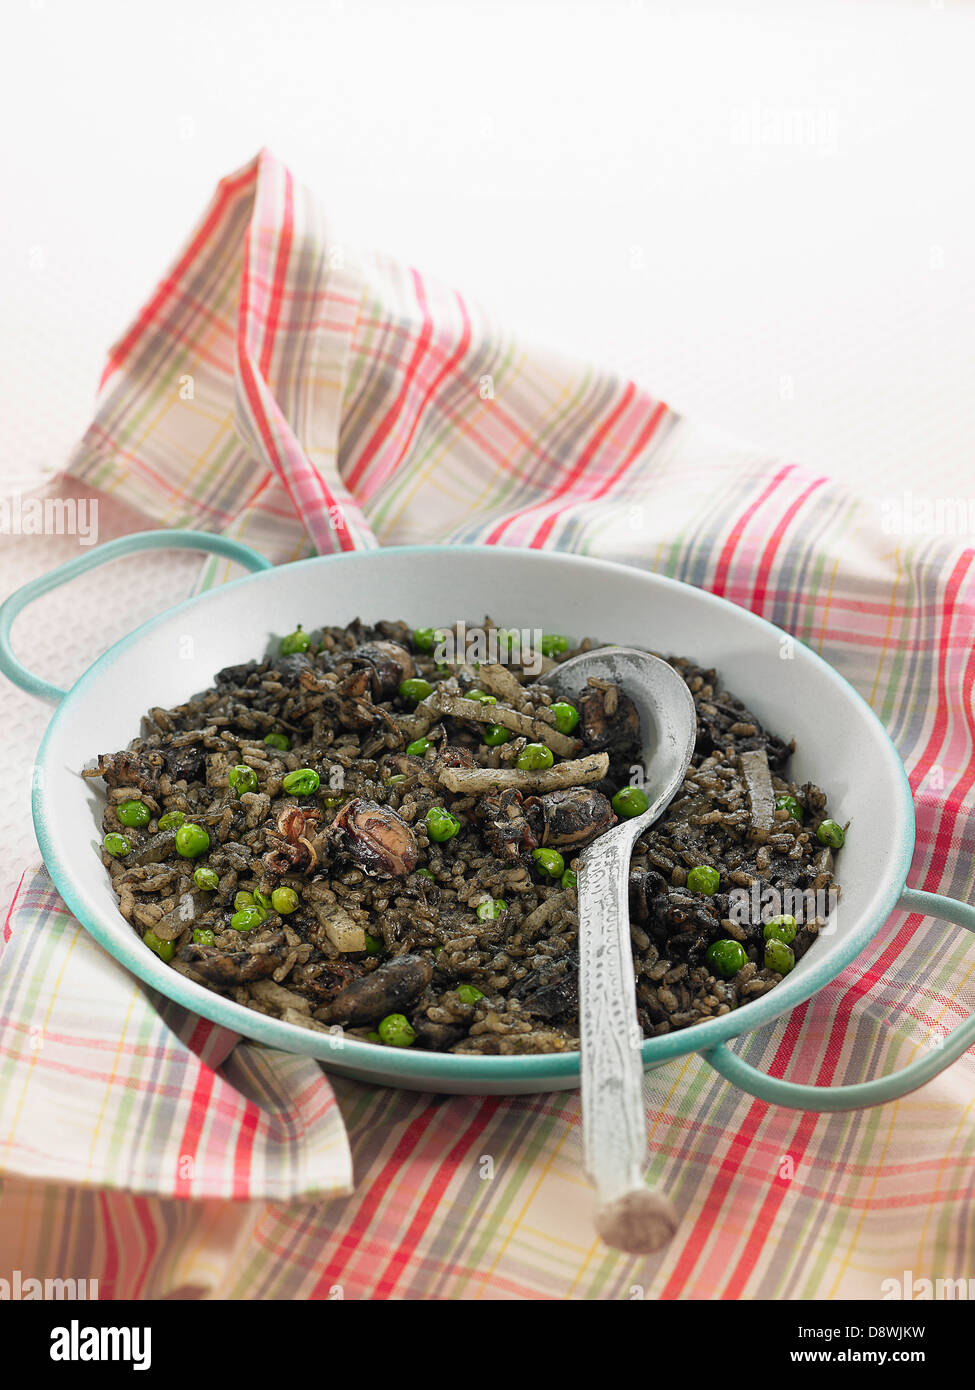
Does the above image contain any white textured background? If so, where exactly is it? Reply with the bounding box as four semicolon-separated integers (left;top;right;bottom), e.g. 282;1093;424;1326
2;0;974;910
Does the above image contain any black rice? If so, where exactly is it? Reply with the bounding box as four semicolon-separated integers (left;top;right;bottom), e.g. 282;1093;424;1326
84;619;843;1054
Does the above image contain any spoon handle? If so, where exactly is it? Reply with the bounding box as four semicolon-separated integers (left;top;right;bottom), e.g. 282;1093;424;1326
578;829;647;1198
578;831;679;1253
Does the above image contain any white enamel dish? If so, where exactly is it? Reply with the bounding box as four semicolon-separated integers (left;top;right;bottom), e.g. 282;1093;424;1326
2;532;973;1104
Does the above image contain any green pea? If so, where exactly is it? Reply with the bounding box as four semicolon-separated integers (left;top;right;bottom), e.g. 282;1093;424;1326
320;793;347;808
763;914;798;944
482;724;510;747
229;764;258;795
364;932;383;955
561;869;578;890
377;1013;416;1047
516;742;554;771
193;867;219;891
476;898;507;921
264;732;291;751
540;634;570;657
271;887;299;915
234;890;255;911
175;823;210;859
612;785;650;818
230;907;265;932
192;928;215;946
412;627;445;653
280;625;310;655
399;678;434;704
157;810;186;831
686;865;720;895
764;939;795;975
706;939;747;979
456;985;484;1005
103;833;131;858
415;868;435;880
532;848;564;879
550;701;580;734
426;807;461;843
282;768;320;796
466;689;497;705
253;890;272;910
406;737;432;757
367;1031;382;1043
816;818;845;849
386;774;407;786
143;928;175;963
117;799;150;829
776;794;803;822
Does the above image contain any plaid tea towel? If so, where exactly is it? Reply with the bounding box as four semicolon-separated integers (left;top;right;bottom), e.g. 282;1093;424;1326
1;148;973;1297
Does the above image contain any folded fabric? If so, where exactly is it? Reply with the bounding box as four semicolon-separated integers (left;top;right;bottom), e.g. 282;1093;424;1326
0;147;971;1298
0;868;352;1200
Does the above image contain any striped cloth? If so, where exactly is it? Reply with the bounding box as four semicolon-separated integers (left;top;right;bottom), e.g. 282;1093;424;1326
2;148;973;1299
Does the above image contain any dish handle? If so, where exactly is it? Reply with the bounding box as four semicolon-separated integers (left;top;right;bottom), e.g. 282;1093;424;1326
701;888;975;1111
0;529;273;705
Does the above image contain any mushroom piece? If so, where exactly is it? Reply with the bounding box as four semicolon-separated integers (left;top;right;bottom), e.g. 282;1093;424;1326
83;749;164;793
336;641;415;700
292;958;365;1003
314;953;433;1026
164;743;207;783
479;788;539;859
273;653;315;687
297;666;403;735
263;803;322;876
524;787;616;851
411;1018;467;1051
578;681;641;752
330;798;419;877
648;888;721;940
180;934;290;986
126;827;180;867
509;953;579;1020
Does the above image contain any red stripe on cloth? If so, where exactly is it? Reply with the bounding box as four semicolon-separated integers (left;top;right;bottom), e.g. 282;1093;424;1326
99;162;259;390
358;288;474;504
709;465;795;598
529;399;668;549
236;175;357;555
173;1066;217;1197
258;167;294;380
372;1097;498;1297
485;381;638;546
923;586;975;882
660;1001;811;1297
128;1197;160;1300
309;1102;444;1295
97;1190;121;1300
1;870;27;946
750;477;828;613
344;269;438;494
907;551;975;796
232;1100;262;1200
722;1109;824;1298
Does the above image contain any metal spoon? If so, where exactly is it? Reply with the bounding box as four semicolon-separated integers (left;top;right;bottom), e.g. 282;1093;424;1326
541;647;697;1254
